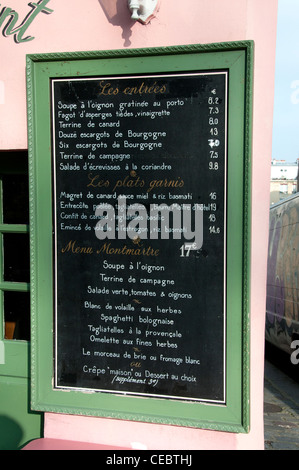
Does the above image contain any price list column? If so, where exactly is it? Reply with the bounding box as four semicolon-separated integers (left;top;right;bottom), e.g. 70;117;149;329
207;87;225;240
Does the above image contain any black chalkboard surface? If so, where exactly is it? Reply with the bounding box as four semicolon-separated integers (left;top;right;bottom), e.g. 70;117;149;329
52;72;227;403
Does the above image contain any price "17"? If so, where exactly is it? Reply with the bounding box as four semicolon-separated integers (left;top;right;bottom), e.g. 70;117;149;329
180;243;196;257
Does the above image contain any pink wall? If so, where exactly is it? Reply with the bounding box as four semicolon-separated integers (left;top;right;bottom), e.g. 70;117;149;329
1;0;278;449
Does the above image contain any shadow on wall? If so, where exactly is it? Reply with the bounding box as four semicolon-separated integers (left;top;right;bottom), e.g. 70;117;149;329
98;0;135;47
0;415;23;450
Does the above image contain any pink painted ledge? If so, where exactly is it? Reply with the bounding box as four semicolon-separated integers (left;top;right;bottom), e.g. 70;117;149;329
22;438;129;451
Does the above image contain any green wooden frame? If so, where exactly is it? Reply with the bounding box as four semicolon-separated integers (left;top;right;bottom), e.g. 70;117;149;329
27;42;252;432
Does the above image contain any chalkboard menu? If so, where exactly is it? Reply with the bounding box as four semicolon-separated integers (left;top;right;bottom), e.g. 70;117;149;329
52;72;227;403
28;44;252;430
